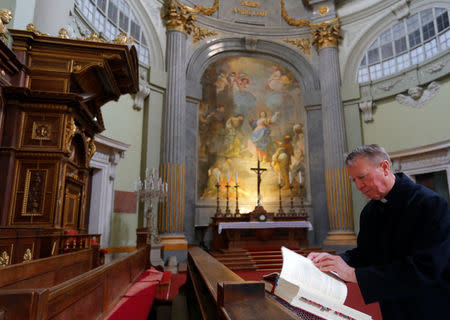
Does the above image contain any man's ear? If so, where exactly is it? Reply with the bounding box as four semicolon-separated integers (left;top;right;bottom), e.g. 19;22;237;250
380;160;390;174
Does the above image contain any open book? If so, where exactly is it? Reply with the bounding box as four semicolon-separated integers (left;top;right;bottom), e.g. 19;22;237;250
273;247;372;320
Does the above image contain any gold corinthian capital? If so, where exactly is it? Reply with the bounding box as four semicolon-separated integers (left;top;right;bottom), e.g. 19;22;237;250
161;0;196;33
311;18;340;51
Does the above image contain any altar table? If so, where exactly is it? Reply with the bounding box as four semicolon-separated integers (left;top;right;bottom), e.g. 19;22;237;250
211;218;312;251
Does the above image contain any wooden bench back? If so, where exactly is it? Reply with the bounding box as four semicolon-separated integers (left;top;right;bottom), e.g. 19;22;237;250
0;246;148;320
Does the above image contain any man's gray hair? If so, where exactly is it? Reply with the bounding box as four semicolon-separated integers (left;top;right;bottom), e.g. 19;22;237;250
345;144;391;166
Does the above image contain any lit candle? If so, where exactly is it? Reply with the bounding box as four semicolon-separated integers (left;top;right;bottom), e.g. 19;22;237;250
235;171;238;184
289;171;292;184
278;172;281;185
227;171;230;184
298;171;303;184
216;170;220;183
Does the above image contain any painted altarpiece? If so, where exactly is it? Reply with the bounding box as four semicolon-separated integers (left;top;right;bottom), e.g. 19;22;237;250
197;56;307;210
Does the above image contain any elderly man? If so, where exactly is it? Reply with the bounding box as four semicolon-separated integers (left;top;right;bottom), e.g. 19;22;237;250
308;144;450;320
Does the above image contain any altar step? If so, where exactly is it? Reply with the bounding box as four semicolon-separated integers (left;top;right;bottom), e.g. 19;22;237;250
213;247;336;272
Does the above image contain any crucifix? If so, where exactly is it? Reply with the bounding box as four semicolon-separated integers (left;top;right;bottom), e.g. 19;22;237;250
251;155;267;206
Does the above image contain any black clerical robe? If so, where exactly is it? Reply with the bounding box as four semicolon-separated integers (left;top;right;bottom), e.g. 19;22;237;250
341;173;450;320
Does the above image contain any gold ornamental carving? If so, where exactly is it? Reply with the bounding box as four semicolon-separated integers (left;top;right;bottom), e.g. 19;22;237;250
162;0;196;34
86;137;96;163
22;169;47;217
65;118;76;152
58;28;70;39
83;32;107;43
32;121;51;140
192;25;218;43
280;0;309;27
0;251;9;267
26;23;49;36
284;38;312;56
23;248;32;262
113;32;134;45
174;0;219;16
318;6;329;15
0;9;12;44
311;19;340;50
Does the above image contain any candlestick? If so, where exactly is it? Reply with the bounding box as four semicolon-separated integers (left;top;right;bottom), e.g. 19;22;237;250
288;183;296;216
234;182;241;217
298;171;303;184
215;182;223;217
289;171;292;184
277;181;285;216
216;170;220;184
278;172;281;185
235;171;238;184
225;182;232;216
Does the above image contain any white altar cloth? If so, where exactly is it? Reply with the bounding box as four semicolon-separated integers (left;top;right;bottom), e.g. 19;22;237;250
218;221;313;234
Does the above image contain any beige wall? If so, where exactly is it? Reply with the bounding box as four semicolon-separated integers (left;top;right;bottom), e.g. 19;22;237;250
362;78;450;152
102;94;143;247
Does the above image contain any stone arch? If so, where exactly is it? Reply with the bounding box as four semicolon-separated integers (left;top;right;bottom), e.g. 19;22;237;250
186;37;320;101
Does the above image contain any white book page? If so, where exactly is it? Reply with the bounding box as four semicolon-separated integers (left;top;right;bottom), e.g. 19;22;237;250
279;247;347;305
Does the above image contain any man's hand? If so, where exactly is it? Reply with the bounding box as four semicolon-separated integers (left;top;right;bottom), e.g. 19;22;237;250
307;252;357;283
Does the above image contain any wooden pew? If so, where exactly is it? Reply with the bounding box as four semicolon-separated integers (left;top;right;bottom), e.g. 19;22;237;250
186;247;301;320
0;246;149;320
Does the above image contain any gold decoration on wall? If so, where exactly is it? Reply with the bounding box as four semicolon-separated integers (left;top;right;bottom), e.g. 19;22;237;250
311;19;340;50
284;38;312;56
26;23;49;36
280;0;309;27
58;28;70;39
113;32;134;45
0;251;9;267
174;0;219;16
192;25;218;43
318;6;329;15
83;32;107;42
32;121;51;140
162;0;196;33
23;248;32;262
0;9;12;44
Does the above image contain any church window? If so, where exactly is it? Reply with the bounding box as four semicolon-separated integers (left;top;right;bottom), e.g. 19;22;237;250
75;0;150;66
358;7;449;83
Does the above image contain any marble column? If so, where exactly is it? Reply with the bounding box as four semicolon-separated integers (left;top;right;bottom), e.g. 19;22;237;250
159;1;194;236
312;20;357;245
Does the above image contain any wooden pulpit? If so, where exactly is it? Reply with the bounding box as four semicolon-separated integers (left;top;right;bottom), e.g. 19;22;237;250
0;29;138;265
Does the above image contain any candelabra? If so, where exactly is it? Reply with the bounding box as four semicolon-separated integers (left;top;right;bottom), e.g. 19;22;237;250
225;182;232;216
277;183;285;216
234;183;241;217
288;184;297;216
215;182;223;217
134;168;168;244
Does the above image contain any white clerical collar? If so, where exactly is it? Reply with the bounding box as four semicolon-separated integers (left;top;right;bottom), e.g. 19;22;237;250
380;198;388;203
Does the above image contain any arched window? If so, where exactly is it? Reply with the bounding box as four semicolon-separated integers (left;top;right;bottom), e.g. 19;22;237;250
75;0;150;65
358;7;449;83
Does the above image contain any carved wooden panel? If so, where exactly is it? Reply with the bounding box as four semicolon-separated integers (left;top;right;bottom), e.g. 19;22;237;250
11;160;59;226
62;181;82;230
21;112;63;149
